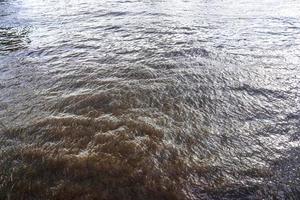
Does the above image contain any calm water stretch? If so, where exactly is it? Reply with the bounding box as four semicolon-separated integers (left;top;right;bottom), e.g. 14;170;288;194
0;0;300;199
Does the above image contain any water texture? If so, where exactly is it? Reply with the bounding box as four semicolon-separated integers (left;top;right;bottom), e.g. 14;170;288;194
0;0;300;199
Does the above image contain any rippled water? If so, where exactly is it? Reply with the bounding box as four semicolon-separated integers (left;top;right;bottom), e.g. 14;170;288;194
1;0;300;199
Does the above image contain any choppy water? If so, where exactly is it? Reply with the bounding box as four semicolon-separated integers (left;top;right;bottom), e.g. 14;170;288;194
1;0;300;199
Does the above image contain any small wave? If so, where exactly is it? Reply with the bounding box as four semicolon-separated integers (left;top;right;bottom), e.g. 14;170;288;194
0;27;30;55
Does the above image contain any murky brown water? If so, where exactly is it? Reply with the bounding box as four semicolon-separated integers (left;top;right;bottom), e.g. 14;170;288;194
1;0;300;199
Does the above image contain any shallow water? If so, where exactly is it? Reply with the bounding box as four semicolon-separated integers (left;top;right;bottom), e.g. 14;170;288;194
0;0;300;199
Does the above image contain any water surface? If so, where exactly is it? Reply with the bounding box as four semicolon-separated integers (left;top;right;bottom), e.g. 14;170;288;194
0;0;300;199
